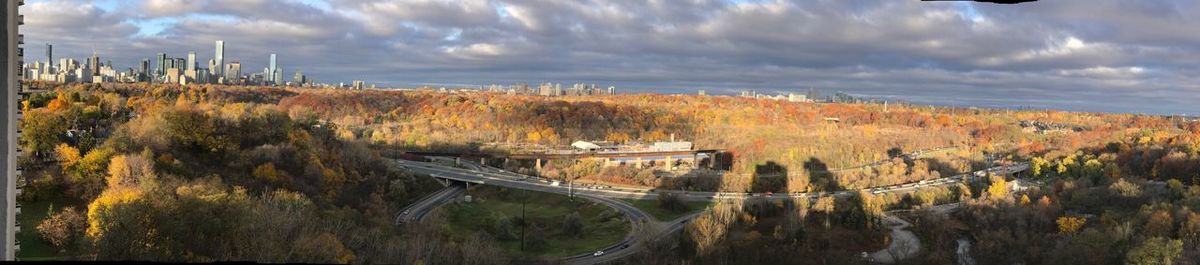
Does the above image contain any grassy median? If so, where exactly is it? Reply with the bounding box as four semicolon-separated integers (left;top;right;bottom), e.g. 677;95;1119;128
436;186;630;258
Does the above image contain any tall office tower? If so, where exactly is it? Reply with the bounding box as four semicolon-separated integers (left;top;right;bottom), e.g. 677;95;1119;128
225;61;240;83
207;59;216;83
174;58;186;71
274;67;283;85
139;59;149;82
156;53;167;76
44;43;49;72
214;40;224;77
268;53;276;84
186;51;196;72
4;0;25;260
88;54;99;76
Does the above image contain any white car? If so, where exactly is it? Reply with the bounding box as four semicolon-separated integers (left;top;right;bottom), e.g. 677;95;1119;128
593;251;604;257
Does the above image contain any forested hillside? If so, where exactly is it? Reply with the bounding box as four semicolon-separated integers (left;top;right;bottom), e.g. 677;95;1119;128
17;82;1200;263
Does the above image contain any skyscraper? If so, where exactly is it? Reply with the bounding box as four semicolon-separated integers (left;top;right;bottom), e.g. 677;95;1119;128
214;40;224;77
268;53;276;84
186;51;196;72
156;53;167;76
88;53;100;76
140;59;149;81
225;61;241;83
45;43;51;71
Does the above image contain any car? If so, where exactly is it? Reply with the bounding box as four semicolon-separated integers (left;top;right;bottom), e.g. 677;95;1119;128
593;251;605;257
621;244;630;249
401;210;409;215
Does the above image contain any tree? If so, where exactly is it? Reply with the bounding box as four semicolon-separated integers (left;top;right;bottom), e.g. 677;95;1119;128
1056;216;1086;235
1030;156;1047;177
253;163;280;182
1125;237;1182;265
37;206;86;248
293;232;356;264
658;192;689;213
106;153;157;190
562;212;584;238
55;143;82;170
986;177;1009;199
21;109;69;156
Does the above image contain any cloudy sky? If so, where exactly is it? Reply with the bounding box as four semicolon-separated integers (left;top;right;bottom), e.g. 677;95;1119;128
20;0;1200;115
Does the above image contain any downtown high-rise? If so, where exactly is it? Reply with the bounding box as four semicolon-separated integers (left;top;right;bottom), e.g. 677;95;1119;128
214;40;224;79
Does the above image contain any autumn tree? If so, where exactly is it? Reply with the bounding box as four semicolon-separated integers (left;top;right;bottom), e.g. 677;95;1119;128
1056;216;1086;235
1125;237;1183;265
562;212;584;238
37;206;86;249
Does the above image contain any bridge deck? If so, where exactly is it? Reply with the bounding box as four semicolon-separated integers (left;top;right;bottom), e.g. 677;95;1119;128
406;149;721;160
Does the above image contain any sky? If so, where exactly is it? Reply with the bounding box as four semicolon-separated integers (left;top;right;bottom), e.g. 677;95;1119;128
19;0;1200;115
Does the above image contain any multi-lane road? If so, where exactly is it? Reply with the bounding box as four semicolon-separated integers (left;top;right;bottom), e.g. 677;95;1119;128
395;184;465;224
394;158;1029;264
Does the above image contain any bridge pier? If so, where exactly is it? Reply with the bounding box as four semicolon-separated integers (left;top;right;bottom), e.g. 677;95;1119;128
480;157;486;166
635;157;643;169
664;155;672;170
433;177;450;187
536;158;543;174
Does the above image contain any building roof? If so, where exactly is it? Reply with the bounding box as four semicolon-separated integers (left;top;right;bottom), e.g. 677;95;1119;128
571;141;602;150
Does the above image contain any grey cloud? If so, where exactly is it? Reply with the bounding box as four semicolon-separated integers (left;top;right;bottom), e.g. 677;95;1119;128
21;0;1200;115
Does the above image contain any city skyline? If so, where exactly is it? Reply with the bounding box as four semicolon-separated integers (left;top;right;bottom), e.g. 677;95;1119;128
16;0;1200;115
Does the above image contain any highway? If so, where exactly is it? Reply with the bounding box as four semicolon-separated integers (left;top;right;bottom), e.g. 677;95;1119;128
395;184;466;224
394;158;1028;264
395;160;653;265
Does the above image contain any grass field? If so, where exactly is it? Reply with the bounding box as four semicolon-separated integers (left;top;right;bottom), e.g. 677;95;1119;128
622;199;711;221
438;186;631;258
16;199;72;261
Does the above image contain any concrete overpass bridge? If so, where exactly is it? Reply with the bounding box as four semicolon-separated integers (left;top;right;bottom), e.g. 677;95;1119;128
404;148;726;171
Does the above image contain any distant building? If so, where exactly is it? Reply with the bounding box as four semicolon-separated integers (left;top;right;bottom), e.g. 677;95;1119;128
788;93;807;102
293;71;306;86
186;51;196;72
224;62;241;83
268;53;277;84
214;40;224;77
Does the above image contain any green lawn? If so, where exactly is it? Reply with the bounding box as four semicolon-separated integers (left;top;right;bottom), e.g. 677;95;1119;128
16;200;72;261
438;186;631;258
622;199;711;221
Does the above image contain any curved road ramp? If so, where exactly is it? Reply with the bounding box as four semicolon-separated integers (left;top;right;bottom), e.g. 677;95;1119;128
868;215;920;263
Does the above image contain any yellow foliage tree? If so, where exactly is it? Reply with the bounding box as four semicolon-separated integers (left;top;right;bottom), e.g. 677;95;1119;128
85;188;144;238
253;163;280;182
55;143;81;170
987;177;1009;199
1056;216;1086;235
